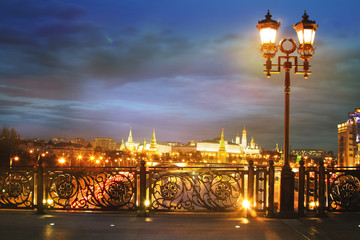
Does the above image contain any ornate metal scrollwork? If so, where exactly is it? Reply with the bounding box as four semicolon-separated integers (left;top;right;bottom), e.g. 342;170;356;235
329;174;360;211
149;170;244;211
0;168;34;208
46;169;136;210
214;181;231;201
55;174;76;199
161;182;180;200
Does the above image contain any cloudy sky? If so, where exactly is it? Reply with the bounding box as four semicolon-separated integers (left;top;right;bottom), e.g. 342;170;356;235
1;0;359;152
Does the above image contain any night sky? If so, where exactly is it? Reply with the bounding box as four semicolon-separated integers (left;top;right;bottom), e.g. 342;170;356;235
1;0;359;152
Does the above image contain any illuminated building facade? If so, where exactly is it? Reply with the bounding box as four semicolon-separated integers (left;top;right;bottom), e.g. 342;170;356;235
125;128;139;152
291;149;326;158
338;108;360;166
91;138;117;151
196;127;261;163
135;129;171;155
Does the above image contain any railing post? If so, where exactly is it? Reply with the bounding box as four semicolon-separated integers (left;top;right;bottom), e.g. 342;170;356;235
298;159;305;217
248;160;254;208
316;159;327;217
267;160;275;217
138;160;148;217
36;155;44;214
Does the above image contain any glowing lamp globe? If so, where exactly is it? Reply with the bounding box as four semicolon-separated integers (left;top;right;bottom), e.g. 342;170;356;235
257;10;280;45
257;10;280;59
293;11;318;46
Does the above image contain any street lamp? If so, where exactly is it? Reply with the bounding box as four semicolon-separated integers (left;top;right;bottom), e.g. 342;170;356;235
257;10;318;217
58;157;66;165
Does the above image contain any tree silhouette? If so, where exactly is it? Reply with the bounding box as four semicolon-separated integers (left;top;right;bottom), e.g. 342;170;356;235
0;125;20;166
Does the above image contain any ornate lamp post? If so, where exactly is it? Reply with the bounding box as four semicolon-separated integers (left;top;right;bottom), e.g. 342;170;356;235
257;10;318;217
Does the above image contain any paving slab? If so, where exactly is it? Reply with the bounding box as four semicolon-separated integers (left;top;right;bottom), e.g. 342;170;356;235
0;210;359;240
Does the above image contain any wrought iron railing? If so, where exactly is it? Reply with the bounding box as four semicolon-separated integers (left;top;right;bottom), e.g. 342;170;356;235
43;167;137;210
327;166;360;212
146;160;274;213
0;167;35;209
148;167;245;211
2;159;360;216
297;161;360;215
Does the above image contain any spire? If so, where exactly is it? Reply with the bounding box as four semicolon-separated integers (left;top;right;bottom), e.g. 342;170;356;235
242;126;247;133
250;136;255;149
120;138;125;150
219;128;226;151
127;127;133;143
149;128;158;152
151;128;156;143
218;128;227;163
142;138;147;152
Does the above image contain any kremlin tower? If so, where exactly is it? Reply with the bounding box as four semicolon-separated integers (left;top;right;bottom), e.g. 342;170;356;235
217;128;227;163
125;128;138;152
149;128;158;153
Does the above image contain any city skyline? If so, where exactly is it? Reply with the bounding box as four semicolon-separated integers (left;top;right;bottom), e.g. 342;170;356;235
1;0;360;152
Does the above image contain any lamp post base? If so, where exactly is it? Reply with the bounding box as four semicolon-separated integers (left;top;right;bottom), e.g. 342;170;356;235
279;165;296;218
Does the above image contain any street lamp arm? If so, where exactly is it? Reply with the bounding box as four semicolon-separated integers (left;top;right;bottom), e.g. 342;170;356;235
264;55;312;77
262;38;312;79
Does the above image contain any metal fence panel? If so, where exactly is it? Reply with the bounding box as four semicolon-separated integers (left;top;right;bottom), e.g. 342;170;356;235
44;167;137;210
0;167;35;209
148;167;252;211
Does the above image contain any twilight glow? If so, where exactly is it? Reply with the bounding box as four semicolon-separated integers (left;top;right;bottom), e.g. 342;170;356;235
1;0;360;152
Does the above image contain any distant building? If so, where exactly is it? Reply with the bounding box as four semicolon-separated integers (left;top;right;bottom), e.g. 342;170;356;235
48;142;94;165
291;149;326;158
338;108;360;166
69;138;89;147
196;127;261;163
51;137;66;144
140;129;171;154
91;138;117;151
125;128;139;152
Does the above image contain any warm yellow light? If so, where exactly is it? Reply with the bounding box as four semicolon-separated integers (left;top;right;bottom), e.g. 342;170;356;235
309;201;318;209
58;158;66;164
260;28;277;45
145;200;150;207
243;200;250;209
14;156;19;161
297;28;316;45
257;11;280;47
78;155;82;159
293;11;318;46
95;160;100;164
174;162;187;167
90;156;94;160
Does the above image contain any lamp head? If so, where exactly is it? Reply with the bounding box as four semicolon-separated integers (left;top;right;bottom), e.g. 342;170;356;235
293;11;318;60
257;10;280;59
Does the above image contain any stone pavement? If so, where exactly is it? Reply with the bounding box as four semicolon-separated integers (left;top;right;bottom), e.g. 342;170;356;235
0;210;359;240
